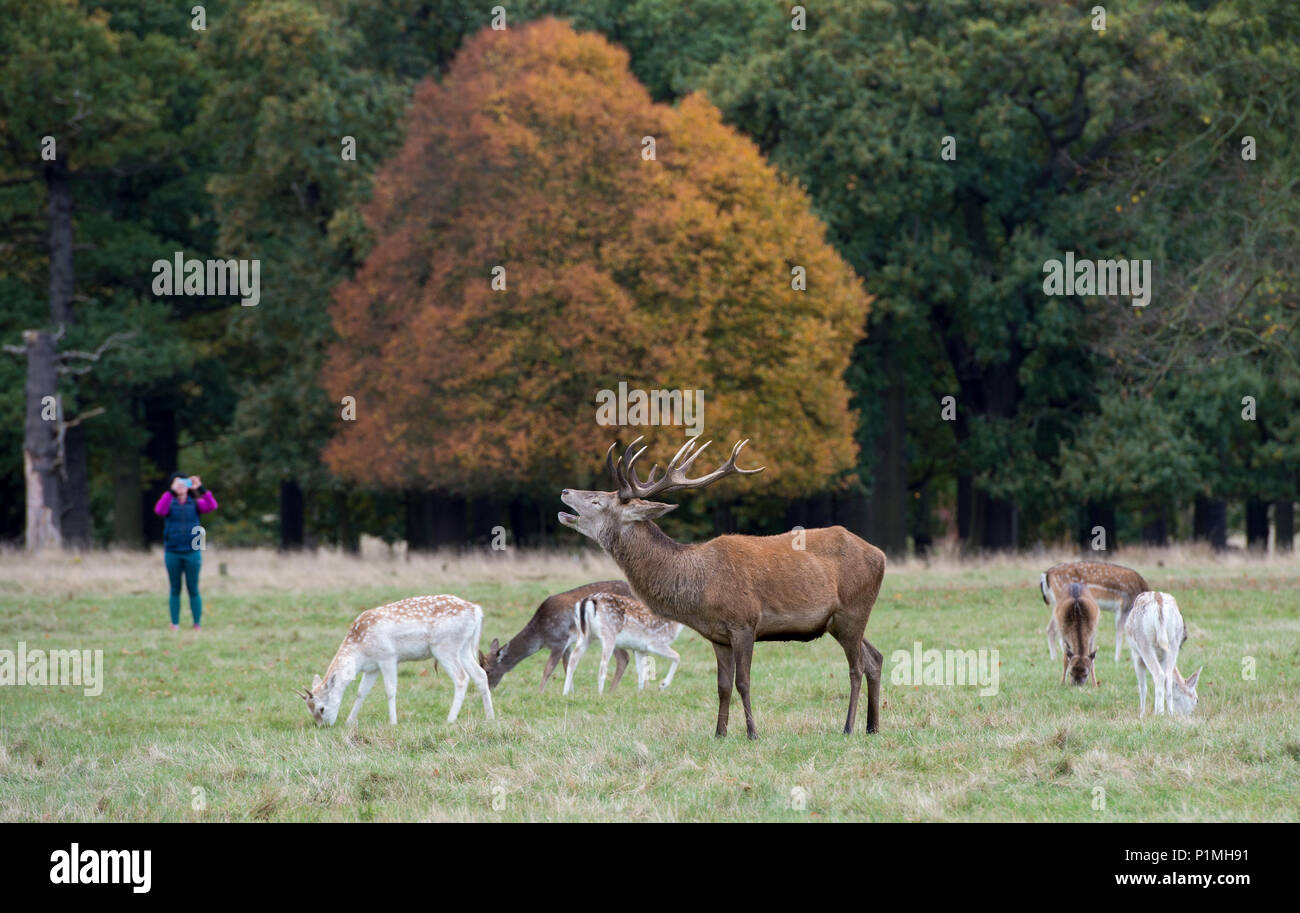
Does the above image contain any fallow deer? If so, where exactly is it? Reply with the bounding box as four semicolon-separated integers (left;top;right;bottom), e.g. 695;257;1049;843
562;591;684;695
1126;591;1201;716
1041;561;1149;662
558;436;886;738
1053;582;1100;687
297;594;494;726
479;581;633;692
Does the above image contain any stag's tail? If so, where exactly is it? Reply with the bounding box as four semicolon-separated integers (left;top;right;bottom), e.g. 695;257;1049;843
1040;572;1051;605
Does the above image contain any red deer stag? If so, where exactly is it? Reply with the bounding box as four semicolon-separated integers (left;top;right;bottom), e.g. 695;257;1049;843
558;436;887;738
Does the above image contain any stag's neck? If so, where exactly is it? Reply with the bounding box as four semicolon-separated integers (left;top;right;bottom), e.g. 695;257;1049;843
499;619;546;671
604;521;702;623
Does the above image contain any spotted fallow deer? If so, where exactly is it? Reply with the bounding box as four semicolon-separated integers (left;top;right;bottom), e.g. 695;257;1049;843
297;595;494;726
562;591;684;695
1041;561;1149;662
558;436;887;739
478;581;634;693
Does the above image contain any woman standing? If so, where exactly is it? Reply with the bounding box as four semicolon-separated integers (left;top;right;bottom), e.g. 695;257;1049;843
153;472;218;631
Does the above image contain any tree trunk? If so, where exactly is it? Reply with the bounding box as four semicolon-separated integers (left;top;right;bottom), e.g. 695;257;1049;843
1140;500;1168;547
910;479;934;557
1194;497;1228;551
1081;502;1116;552
334;490;359;554
405;490;433;551
1275;500;1294;552
867;368;908;556
60;423;92;548
279;479;305;549
431;492;466;547
20;330;62;550
112;444;143;548
141;400;178;544
1245;499;1270;551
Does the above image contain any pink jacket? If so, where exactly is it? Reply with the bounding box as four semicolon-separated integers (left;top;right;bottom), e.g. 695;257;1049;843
153;489;218;516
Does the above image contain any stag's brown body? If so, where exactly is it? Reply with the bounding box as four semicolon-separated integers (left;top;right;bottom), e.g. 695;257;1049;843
559;437;887;738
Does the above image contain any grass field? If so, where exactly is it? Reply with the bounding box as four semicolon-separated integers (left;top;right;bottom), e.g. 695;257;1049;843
1;545;1297;822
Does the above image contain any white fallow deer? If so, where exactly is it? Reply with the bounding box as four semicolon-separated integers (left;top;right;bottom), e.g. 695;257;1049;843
297;595;494;726
562;591;684;695
1042;561;1149;662
558;436;887;739
1125;591;1201;717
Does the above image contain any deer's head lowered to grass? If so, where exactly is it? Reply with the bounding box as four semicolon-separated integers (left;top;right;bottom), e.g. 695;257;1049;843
559;436;887;739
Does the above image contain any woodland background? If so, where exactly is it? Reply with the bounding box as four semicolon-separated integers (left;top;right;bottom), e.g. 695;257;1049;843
2;0;1297;555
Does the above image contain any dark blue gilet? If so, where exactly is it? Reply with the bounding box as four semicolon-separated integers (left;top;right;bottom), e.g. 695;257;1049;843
164;495;202;552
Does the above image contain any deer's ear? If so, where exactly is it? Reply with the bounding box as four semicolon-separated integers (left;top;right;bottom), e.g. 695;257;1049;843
624;500;678;521
489;638;500;652
311;674;323;690
1185;667;1201;689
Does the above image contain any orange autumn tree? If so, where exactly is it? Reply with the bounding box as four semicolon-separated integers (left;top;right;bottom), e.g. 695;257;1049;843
323;18;871;500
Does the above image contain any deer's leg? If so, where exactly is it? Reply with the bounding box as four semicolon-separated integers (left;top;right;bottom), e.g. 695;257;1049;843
596;636;616;695
654;645;681;690
1046;616;1058;660
610;649;630;692
444;655;470;723
634;652;648;691
731;629;758;740
380;659;399;725
862;638;883;734
462;644;494;721
563;638;587;696
346;670;379;725
712;642;735;738
539;648;564;694
832;627;866;734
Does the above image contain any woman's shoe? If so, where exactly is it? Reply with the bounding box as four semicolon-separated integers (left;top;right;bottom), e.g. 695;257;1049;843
170;624;179;632
193;624;202;632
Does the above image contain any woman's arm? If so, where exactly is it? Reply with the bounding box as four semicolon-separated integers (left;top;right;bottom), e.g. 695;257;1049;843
153;491;174;516
195;489;218;514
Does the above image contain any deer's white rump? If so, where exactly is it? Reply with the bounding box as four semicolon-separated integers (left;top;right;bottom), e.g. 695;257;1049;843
562;591;683;695
299;594;494;725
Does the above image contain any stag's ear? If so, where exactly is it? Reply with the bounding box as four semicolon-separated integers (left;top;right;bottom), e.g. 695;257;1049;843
1185;667;1202;689
624;500;678;521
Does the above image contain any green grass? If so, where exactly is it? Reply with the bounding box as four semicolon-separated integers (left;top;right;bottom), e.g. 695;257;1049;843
1;564;1297;821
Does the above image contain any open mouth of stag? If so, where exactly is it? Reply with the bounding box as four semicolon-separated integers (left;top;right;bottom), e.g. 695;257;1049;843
557;511;577;527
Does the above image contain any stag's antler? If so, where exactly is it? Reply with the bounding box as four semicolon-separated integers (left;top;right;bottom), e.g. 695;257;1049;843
607;435;764;502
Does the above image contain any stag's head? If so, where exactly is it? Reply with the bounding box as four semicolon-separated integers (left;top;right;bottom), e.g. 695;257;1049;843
296;673;338;726
559;436;763;547
478;638;508;688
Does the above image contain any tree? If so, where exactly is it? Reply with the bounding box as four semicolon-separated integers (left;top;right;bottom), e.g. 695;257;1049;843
324;19;870;520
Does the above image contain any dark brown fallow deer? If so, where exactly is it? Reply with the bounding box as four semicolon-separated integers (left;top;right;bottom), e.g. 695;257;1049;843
558;436;887;739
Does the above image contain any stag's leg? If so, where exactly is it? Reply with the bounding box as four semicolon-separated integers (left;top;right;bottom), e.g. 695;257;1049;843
346;670;379;725
1114;608;1126;662
833;629;865;734
1132;650;1148;716
380;659;399;725
1046;617;1058;660
731;629;758;740
610;649;630;691
712;642;735;738
862;638;883;733
539;648;565;693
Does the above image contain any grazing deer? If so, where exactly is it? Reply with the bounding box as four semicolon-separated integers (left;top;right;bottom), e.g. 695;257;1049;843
562;591;684;695
1042;561;1149;662
559;436;886;739
1126;591;1201;716
1054;583;1100;687
297;595;494;726
479;581;633;692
